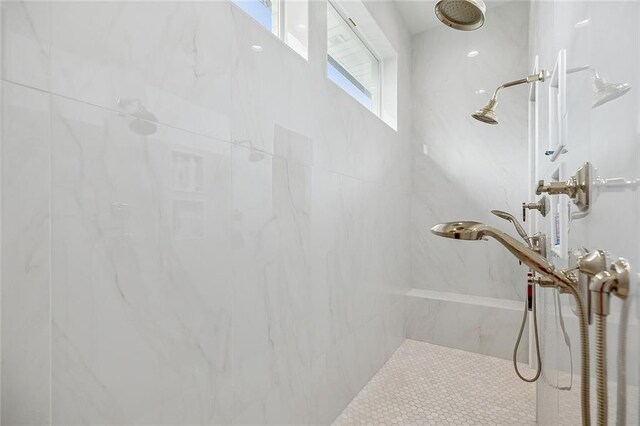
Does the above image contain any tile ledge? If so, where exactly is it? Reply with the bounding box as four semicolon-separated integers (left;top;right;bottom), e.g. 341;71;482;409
406;288;523;311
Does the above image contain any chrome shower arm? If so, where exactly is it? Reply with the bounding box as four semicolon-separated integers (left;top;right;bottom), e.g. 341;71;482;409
474;71;548;124
489;70;548;100
567;65;600;79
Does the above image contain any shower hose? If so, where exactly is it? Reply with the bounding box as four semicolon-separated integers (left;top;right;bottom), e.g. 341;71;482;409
514;283;590;426
616;298;629;426
564;284;591;426
595;313;607;426
514;287;574;389
513;285;541;382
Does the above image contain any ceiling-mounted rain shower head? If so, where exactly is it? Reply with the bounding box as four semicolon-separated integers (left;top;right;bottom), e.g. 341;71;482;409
472;71;547;125
435;0;486;31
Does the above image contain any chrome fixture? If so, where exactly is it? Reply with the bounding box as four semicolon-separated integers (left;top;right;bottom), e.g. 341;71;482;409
530;233;546;258
522;196;549;222
472;71;547;124
431;221;576;287
491;210;530;247
431;217;635;426
567;65;632;108
570;249;608;326
536;162;591;212
434;0;486;31
430;220;618;426
591;258;629;316
117;98;158;136
590;258;631;426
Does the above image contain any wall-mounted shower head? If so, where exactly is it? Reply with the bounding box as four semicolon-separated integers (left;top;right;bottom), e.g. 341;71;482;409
472;98;498;125
434;0;486;31
129;109;158;136
472;71;547;125
118;98;158;136
567;65;632;108
592;76;631;108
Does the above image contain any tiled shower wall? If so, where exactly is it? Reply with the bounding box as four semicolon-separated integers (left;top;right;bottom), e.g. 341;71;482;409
408;1;532;360
1;1;412;423
528;0;640;424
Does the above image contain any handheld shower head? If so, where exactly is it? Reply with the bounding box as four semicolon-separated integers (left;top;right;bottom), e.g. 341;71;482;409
491;210;530;245
431;221;573;286
430;221;487;240
434;0;486;31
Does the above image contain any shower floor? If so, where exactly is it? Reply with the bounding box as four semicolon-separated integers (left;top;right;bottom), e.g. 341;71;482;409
333;339;536;425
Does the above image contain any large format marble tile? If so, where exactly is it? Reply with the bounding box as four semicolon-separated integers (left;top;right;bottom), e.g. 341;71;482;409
405;289;528;362
50;95;233;424
1;81;51;425
230;144;314;422
410;1;530;301
1;1;413;423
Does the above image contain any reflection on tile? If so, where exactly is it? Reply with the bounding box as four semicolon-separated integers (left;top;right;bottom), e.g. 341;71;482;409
172;200;205;239
172;151;204;192
50;95;233;425
49;1;234;140
2;0;413;423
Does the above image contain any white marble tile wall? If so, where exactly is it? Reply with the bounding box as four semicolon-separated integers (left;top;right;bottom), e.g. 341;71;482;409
405;289;528;362
407;2;532;360
528;1;640;424
410;1;531;301
0;0;412;424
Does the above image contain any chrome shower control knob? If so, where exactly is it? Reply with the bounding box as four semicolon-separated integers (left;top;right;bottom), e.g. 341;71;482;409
522;196;549;221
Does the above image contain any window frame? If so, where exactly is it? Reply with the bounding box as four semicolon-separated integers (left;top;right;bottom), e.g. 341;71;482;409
326;0;383;115
231;0;309;60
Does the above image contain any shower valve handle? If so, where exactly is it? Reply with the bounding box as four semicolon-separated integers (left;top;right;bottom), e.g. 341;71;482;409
522;196;549;222
535;163;592;212
536;179;578;197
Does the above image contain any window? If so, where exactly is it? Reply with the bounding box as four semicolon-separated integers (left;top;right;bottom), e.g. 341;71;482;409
327;1;381;113
232;0;309;59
